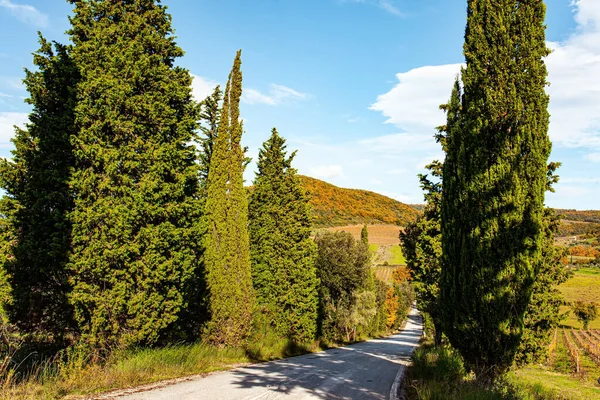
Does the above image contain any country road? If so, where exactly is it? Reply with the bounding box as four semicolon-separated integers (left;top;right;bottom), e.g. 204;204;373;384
110;307;422;400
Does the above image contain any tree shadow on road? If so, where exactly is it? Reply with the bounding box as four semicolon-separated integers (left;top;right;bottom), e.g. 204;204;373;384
230;313;422;399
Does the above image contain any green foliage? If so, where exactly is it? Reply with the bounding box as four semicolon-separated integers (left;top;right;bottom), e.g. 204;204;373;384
361;224;369;244
67;0;203;348
204;51;254;346
516;209;569;365
314;231;371;341
571;301;598;330
0;36;78;337
299;176;420;227
249;129;319;343
440;0;552;380
401;161;443;344
198;85;222;188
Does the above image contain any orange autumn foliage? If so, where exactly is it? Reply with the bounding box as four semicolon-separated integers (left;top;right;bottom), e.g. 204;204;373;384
392;266;411;284
385;287;399;328
299;176;421;227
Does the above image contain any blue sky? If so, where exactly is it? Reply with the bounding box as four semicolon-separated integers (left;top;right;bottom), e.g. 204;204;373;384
0;0;598;209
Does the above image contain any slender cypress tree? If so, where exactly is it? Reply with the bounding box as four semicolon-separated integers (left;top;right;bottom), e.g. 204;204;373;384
0;36;78;337
67;0;202;348
360;224;369;245
204;51;254;346
440;0;552;380
249;129;319;342
198;86;222;188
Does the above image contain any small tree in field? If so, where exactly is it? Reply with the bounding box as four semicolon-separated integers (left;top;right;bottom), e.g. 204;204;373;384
572;301;598;330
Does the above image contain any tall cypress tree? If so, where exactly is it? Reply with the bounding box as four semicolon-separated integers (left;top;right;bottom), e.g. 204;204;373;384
0;36;78;337
204;51;254;346
67;0;202;348
440;0;551;380
249;129;319;343
198;86;222;188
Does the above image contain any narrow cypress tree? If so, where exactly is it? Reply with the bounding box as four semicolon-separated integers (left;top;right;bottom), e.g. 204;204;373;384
67;0;202;348
0;36;78;337
249;129;319;342
204;51;254;346
401;161;443;345
198;85;222;188
360;224;369;245
440;0;552;380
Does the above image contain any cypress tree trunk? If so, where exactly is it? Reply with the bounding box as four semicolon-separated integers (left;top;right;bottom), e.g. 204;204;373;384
0;36;78;338
249;129;319;343
204;51;254;346
440;0;551;381
67;0;202;348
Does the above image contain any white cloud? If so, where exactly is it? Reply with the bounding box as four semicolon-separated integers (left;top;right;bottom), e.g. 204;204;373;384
309;165;345;180
0;0;48;27
243;84;308;106
369;0;600;166
545;0;600;157
370;64;462;134
190;75;219;102
0;112;27;148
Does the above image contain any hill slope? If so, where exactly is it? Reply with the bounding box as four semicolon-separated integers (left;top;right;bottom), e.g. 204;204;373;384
299;175;420;227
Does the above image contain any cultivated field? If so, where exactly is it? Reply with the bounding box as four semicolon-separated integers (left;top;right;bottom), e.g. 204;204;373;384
325;224;402;245
323;224;406;269
559;268;600;330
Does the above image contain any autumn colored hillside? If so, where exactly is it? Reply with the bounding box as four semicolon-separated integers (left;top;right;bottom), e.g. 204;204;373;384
299;175;421;227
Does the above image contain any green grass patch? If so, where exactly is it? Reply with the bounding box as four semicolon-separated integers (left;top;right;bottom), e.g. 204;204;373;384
507;366;600;400
558;269;600;329
389;245;406;265
369;243;380;254
403;342;600;400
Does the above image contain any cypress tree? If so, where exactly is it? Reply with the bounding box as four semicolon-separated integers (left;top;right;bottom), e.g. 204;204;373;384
204;51;254;346
249;129;319;343
440;0;552;380
67;0;202;348
401;161;443;345
360;224;369;245
0;36;78;337
198;86;222;188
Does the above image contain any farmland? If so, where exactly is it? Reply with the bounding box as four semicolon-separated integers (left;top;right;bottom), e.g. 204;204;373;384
324;224;406;266
559;268;600;330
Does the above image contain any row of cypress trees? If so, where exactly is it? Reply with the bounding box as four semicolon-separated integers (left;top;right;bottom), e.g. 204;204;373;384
402;0;566;383
0;0;319;350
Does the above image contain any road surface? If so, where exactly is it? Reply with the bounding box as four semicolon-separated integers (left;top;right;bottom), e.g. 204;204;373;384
112;307;422;400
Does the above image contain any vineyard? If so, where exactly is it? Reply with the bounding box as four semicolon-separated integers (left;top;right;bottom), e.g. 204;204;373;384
550;327;600;387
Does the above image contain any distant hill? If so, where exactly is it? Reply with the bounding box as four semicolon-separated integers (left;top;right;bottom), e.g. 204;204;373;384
299;176;421;227
555;209;600;224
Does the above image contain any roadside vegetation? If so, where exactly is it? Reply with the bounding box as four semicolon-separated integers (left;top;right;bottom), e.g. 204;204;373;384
0;1;414;398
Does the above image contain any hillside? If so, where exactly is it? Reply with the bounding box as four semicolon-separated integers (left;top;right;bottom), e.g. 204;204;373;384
299;175;420;227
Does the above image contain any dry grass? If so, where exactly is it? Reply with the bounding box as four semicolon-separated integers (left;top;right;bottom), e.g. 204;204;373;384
325;224;402;246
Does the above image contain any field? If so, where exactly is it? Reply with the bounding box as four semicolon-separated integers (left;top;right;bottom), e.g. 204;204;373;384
324;224;406;269
325;224;401;245
558;268;600;329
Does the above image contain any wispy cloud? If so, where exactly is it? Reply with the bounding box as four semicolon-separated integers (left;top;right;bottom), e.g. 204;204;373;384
0;112;27;148
0;0;48;27
190;74;220;102
339;0;403;16
243;84;309;106
310;165;346;180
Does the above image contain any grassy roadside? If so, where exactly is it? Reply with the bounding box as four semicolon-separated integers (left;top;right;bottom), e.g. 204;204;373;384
1;338;323;399
2;311;414;400
402;340;600;400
